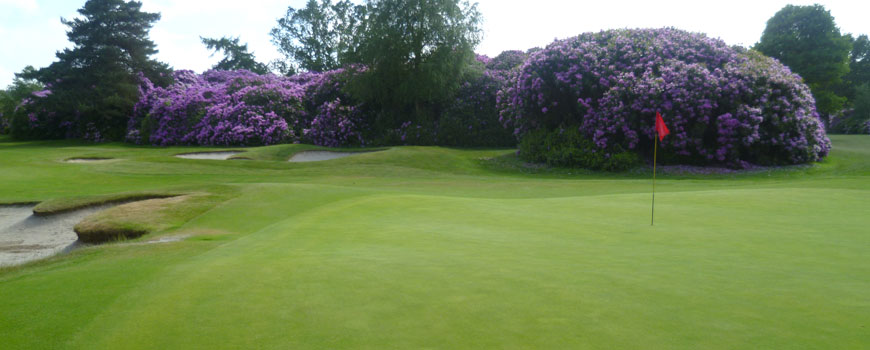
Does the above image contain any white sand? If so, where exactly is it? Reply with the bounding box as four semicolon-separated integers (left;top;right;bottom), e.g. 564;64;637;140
175;151;243;160
289;150;376;162
0;204;113;266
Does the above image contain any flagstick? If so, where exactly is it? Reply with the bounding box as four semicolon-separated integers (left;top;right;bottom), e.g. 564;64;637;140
651;135;657;226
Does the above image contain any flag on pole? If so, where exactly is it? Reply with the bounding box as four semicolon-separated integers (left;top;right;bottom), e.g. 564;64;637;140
652;111;669;226
655;111;670;141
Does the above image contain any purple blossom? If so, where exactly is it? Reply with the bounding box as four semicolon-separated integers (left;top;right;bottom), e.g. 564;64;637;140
128;68;368;147
497;28;831;167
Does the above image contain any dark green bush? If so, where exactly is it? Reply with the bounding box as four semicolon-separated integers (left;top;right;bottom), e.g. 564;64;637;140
519;128;639;171
830;84;870;134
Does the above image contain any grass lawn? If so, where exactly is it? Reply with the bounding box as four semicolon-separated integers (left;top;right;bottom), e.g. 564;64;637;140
0;135;868;349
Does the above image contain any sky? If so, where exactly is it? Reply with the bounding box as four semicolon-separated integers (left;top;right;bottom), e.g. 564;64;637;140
1;0;869;87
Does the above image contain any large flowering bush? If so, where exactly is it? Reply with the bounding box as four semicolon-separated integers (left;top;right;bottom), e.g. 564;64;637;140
405;50;526;147
9;87;78;140
498;28;831;167
129;68;367;146
129;70;298;145
301;68;368;147
486;50;527;71
437;67;515;147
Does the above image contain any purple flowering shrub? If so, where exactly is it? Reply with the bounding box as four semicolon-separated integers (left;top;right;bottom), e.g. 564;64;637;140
431;51;526;147
498;28;831;167
10;89;73;140
129;70;299;145
438;67;515;147
300;68;369;146
304;98;365;147
129;68;372;146
486;50;527;71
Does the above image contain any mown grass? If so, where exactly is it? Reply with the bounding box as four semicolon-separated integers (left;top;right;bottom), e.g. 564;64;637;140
0;135;868;349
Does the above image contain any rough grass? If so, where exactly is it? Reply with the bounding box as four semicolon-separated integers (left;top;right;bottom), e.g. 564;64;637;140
0;135;868;349
33;191;182;216
73;193;226;243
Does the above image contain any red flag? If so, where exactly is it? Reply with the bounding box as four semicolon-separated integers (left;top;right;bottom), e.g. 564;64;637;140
655;112;670;141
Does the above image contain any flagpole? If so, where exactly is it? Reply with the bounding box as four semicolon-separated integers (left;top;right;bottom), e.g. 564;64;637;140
651;134;657;226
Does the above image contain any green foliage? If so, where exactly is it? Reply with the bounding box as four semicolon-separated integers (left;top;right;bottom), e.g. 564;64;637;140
843;35;870;102
270;0;362;73
349;0;482;127
755;4;852;115
201;36;269;74
0;67;43;134
518;128;639;171
13;0;171;141
833;84;870;133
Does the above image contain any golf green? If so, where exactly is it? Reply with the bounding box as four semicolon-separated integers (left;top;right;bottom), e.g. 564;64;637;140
1;135;868;349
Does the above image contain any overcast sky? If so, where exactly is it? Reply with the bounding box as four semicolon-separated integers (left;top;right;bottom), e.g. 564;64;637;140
1;0;869;87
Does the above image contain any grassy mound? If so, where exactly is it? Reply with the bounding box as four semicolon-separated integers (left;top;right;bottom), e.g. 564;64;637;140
33;191;181;216
0;134;867;349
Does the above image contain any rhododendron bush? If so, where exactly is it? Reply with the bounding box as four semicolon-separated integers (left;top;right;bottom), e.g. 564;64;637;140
128;69;366;146
498;28;831;167
397;51;523;147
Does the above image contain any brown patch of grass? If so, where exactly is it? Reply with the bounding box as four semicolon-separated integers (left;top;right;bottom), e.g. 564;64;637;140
33;192;181;216
73;192;229;244
73;195;193;243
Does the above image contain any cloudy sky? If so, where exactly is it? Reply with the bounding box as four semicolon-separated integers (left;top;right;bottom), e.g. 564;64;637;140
1;0;869;86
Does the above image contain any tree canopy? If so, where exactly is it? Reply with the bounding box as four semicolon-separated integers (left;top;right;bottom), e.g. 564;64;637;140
269;0;361;73
201;36;270;74
0;67;43;134
349;0;482;124
16;0;170;140
848;35;870;90
755;4;852;115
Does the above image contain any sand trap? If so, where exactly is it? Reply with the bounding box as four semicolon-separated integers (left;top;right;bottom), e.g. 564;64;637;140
175;151;243;160
289;150;377;162
123;235;189;246
65;158;117;163
0;204;114;267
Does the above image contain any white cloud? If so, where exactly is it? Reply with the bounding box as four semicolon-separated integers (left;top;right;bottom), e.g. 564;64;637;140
475;0;870;55
0;0;38;13
140;0;294;72
0;65;11;89
1;0;869;87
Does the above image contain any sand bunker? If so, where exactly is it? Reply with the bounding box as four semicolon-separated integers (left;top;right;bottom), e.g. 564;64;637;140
175;151;243;160
289;150;378;162
65;158;117;163
0;204;114;267
139;235;189;245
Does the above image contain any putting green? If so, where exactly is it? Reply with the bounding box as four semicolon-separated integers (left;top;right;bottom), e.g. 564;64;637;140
1;136;868;349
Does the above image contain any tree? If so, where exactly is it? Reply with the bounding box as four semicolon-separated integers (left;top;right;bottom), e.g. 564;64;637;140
349;0;482;126
847;35;870;96
17;0;170;140
201;36;269;74
270;0;362;73
0;67;43;134
755;4;852;115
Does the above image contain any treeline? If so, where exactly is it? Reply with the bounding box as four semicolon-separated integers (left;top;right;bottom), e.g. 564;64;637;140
1;1;868;147
0;0;517;146
754;4;870;134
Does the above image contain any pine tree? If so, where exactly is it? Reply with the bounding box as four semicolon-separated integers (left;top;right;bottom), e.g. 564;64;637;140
201;36;270;74
19;0;170;140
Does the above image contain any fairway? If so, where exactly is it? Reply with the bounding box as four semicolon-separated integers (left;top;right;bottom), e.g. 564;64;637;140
1;135;868;349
